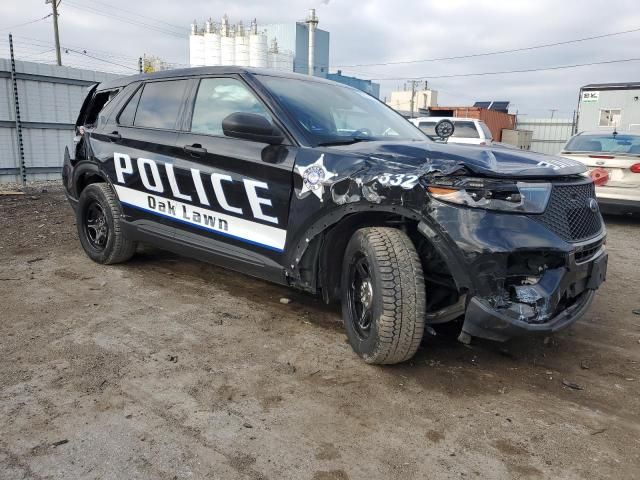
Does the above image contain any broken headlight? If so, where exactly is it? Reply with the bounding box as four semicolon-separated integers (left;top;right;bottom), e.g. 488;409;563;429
426;177;551;213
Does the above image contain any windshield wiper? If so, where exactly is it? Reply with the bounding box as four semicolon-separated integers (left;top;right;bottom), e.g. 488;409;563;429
317;138;369;147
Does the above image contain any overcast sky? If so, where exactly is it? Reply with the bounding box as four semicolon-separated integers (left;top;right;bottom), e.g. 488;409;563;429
2;0;639;118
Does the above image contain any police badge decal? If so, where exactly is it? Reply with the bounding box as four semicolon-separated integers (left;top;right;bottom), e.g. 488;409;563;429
296;154;337;202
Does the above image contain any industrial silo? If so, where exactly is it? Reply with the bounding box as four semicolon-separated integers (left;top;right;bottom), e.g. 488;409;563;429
268;38;293;72
220;15;235;66
234;21;250;66
203;18;221;66
249;19;268;68
189;21;205;67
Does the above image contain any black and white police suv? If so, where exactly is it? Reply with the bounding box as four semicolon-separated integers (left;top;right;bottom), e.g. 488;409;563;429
63;67;608;364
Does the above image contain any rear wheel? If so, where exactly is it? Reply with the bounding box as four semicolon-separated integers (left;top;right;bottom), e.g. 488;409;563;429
341;227;426;364
76;183;136;264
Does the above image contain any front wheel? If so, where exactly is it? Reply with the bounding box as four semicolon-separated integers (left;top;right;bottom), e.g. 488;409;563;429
341;227;426;364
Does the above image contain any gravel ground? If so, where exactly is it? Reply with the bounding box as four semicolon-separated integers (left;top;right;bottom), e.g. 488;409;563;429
1;183;639;480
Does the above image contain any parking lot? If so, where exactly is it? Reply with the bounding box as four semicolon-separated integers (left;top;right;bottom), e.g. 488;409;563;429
1;183;639;480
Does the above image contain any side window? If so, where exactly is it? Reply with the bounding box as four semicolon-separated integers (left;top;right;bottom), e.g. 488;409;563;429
418;122;437;136
452;121;480;138
190;78;271;137
134;80;189;130
84;88;120;127
118;87;142;127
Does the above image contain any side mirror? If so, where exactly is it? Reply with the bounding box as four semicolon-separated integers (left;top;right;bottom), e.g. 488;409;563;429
222;112;284;145
435;119;455;142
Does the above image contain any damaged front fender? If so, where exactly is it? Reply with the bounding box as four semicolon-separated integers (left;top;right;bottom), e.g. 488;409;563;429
284;147;466;281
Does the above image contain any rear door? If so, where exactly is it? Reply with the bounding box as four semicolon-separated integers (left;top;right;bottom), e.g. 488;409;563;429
173;75;296;270
92;78;191;237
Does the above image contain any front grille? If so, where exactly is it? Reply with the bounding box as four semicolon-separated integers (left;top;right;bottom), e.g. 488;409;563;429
534;182;603;242
575;239;603;263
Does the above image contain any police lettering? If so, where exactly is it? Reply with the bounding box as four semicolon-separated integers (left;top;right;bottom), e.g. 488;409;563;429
114;153;278;224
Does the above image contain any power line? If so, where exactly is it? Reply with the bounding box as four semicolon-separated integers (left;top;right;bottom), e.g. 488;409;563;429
4;36;140;63
3;35;191;71
64;47;138;71
0;14;53;32
333;26;640;68
367;57;640;81
64;0;185;38
84;0;184;33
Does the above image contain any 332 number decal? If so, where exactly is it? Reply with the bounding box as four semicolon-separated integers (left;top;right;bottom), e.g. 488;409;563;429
376;174;419;189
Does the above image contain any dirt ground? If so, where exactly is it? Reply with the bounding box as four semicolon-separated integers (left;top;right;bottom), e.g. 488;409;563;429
0;183;639;480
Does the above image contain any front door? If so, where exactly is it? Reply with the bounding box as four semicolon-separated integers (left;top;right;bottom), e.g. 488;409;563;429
173;76;296;269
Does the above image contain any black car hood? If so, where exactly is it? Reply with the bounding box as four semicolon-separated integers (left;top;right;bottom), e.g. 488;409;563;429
328;140;587;178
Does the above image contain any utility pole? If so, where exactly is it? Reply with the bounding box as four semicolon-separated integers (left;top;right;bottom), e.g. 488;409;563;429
408;80;418;118
46;0;62;66
549;108;557;120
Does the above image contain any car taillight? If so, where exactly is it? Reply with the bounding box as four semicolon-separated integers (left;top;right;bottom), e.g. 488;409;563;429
631;163;640;173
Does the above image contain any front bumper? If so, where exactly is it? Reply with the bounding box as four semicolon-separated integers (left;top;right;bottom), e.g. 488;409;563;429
461;250;607;341
419;200;608;342
597;197;640;215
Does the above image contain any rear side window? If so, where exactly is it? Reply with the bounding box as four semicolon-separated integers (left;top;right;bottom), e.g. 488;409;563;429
452;121;480;138
118;87;142;126
418;121;436;136
83;88;120;127
133;80;189;130
190;77;271;136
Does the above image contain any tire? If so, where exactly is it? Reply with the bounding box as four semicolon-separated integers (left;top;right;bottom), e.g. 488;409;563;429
76;183;136;264
341;227;426;364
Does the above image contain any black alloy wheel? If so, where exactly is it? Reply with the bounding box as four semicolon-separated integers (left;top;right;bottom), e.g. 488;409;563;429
347;253;374;340
84;200;109;251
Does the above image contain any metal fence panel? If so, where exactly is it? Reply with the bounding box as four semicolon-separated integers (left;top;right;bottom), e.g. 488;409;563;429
515;118;575;156
0;58;116;183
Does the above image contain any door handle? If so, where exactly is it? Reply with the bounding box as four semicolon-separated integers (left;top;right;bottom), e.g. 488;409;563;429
103;131;121;142
183;144;207;155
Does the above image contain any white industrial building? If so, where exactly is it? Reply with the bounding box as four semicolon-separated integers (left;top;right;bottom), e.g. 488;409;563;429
188;9;331;79
386;86;438;114
189;16;294;72
188;10;330;77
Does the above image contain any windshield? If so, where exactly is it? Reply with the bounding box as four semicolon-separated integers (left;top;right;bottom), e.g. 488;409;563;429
258;75;427;145
565;133;640;155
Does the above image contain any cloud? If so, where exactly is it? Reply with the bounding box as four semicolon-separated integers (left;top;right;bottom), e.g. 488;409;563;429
2;0;639;117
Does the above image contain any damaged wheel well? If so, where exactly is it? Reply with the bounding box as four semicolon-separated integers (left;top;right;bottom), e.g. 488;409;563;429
311;212;460;311
75;169;106;197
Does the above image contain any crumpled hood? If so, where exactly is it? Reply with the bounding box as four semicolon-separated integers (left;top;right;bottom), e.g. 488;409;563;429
328;140;587;178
